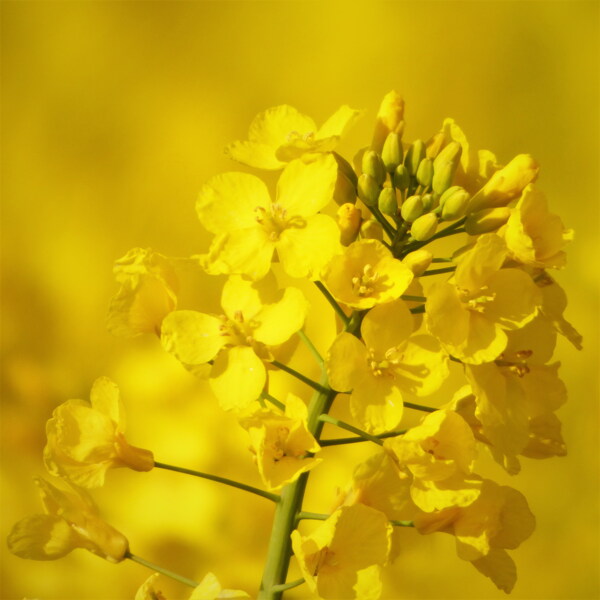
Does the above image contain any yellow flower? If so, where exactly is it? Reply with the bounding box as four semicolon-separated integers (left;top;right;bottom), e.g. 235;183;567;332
107;248;177;337
225;104;362;170
291;504;392;599
321;239;414;309
371;91;405;152
43;377;154;488
426;233;542;364
136;573;250;600
239;393;321;491
7;478;128;563
161;276;308;411
197;155;341;280
414;479;535;593
503;184;574;269
327;299;448;434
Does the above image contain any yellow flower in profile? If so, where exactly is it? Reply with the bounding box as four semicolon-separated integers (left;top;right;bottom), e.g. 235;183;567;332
386;410;482;512
7;478;128;563
240;393;321;491
371;90;405;152
503;184;574;269
136;572;250;600
197;155;341;280
321;239;414;309
414;479;536;593
327;299;448;434
43;377;154;488
426;233;542;364
161;276;308;411
291;504;392;599
225;104;362;170
107;248;178;337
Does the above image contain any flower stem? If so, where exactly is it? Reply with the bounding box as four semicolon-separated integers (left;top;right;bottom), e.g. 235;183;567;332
419;266;456;277
297;329;324;367
297;511;329;521
401;294;427;302
371;205;397;241
125;551;199;588
390;520;415;527
271;360;328;394
409;304;426;314
403;401;437;413
318;414;384;446
271;578;306;593
261;392;286;411
153;462;279;503
314;281;349;325
320;428;407;446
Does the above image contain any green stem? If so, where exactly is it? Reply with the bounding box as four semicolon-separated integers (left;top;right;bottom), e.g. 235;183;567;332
314;281;349;325
419;266;456;277
410;304;426;314
390;520;415;527
320;429;407;446
297;329;324;367
154;462;279;503
261;392;286;411
318;414;384;446
271;360;328;394
297;511;329;521
432;257;454;263
125;551;199;588
401;294;427;302
271;578;306;593
371;205;397;241
404;401;437;413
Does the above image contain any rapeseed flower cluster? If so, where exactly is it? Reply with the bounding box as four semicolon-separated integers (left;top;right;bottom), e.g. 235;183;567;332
9;92;579;599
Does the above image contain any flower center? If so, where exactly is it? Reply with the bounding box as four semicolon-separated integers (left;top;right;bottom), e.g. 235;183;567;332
269;426;291;462
255;204;306;242
219;311;257;347
352;263;380;297
309;546;338;576
495;350;533;377
286;130;316;144
458;286;496;313
367;346;402;377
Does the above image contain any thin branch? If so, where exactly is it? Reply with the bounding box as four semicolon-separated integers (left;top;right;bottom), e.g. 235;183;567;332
318;414;384;446
261;392;286;411
314;281;350;325
297;330;324;367
125;552;199;588
271;360;329;394
320;429;407;446
403;401;437;413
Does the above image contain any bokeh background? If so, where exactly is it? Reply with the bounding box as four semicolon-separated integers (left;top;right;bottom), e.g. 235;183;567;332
2;1;599;599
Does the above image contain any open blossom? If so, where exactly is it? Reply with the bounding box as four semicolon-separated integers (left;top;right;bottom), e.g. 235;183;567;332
291;504;392;600
43;377;154;488
327;299;448;434
161;276;308;411
197;154;341;280
225;104;362;170
426;233;542;364
7;478;128;563
240;394;321;491
136;572;250;600
107;247;178;337
321;239;414;309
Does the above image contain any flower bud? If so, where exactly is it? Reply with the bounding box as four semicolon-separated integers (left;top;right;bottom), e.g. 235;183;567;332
465;206;511;235
378;187;398;217
421;193;438;212
337;203;362;245
433;141;462;171
357;173;381;207
401;195;424;223
362;150;386;186
393;165;410;191
333;171;357;206
381;132;403;172
360;218;383;241
416;157;434;188
440;186;470;220
402;249;433;276
411;213;439;241
431;160;455;195
371;91;405;152
404;140;426;176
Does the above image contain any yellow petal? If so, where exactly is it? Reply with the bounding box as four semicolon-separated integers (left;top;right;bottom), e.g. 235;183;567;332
426;282;470;351
454;233;507;293
89;376;124;427
361;299;414;355
225;140;285;170
351;373;404;434
7;515;78;560
472;548;517;593
210;346;265;411
190;572;250;600
161;310;225;365
196;172;271;234
253;287;309;346
317;105;363;140
326;332;367;393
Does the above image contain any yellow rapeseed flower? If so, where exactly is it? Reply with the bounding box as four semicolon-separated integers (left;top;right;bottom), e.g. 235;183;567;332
161;276;308;411
43;377;154;488
136;572;250;600
225;104;361;170
321;239;414;309
327;300;448;434
197;155;341;280
291;504;392;599
7;478;128;563
240;393;321;491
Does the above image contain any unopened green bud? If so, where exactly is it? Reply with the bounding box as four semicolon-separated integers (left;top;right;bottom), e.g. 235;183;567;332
357;173;381;207
362;150;386;186
381;132;403;172
378;187;398;217
432;161;455;195
465;207;511;235
404;139;426;176
433;141;462;171
333;151;358;187
421;193;438;212
440;186;470;220
411;213;439;241
333;171;357;206
402;249;433;276
360;218;383;241
400;195;424;223
393;165;410;190
416;157;434;188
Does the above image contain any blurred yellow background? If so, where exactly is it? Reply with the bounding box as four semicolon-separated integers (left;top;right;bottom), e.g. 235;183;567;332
2;1;598;599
